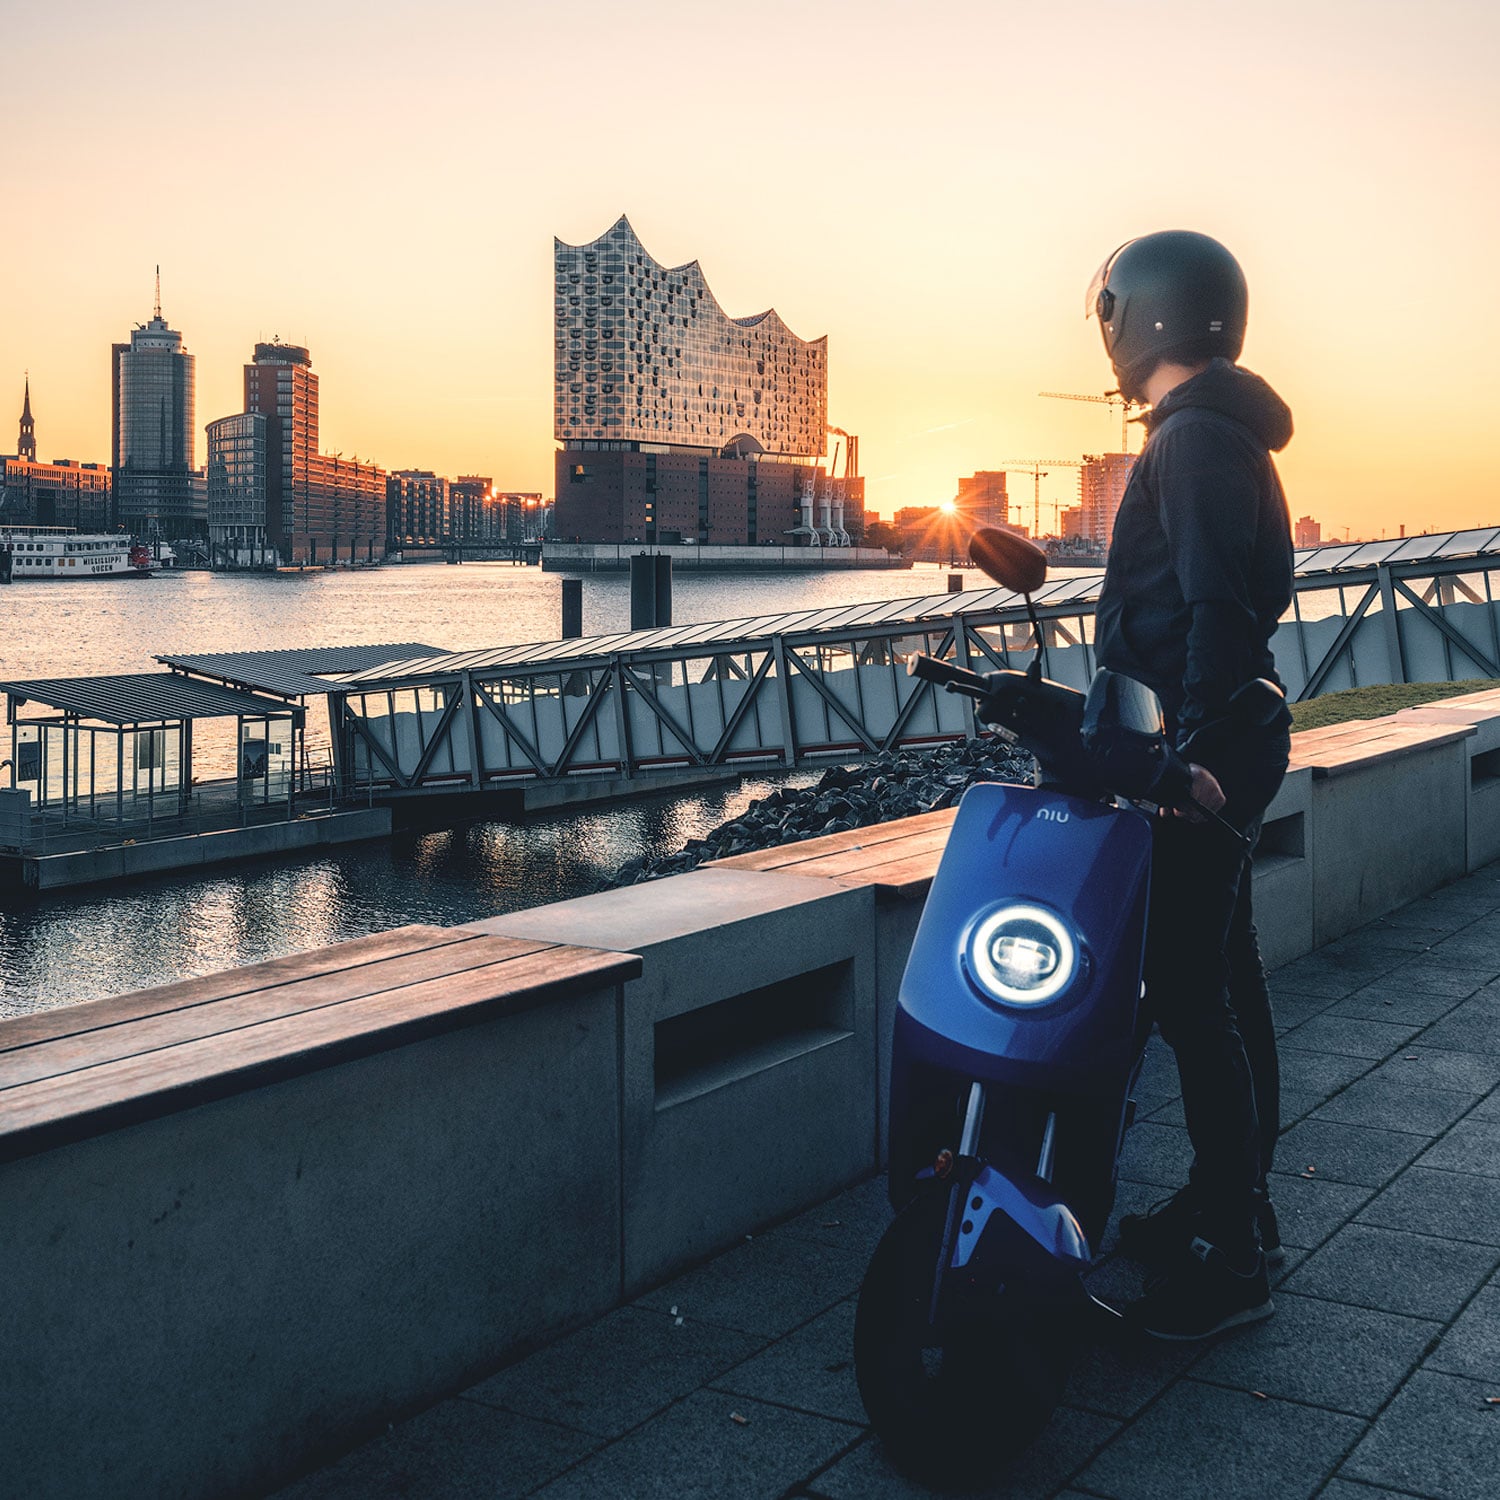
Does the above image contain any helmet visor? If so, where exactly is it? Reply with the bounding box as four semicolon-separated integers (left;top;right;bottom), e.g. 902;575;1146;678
1085;240;1131;320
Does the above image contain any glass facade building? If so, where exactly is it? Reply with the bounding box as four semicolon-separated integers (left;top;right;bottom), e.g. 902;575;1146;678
112;308;198;537
206;412;271;565
555;216;826;455
553;217;836;545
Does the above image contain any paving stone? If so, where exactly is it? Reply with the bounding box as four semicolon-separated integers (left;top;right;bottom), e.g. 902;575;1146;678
1423;929;1500;969
1380;958;1497;995
529;1390;858;1500
1281;1223;1497;1320
1471;1085;1500;1121
1320;933;1426;969
1425;1279;1500;1381
270;1397;599;1500
1063;1332;1199;1419
1367;1046;1500;1095
807;1406;1120;1500
710;1299;863;1424
1315;1482;1427;1500
1278;1014;1421;1060
1264;1171;1373;1249
1188;1290;1439;1416
1340;1369;1500;1500
1327;988;1468;1026
1334;923;1443;955
1414;998;1500;1056
634;1226;865;1337
1273;955;1387;999
1313;1076;1478;1136
1074;1377;1364;1500
1275;1087;1327;1129
777;1174;893;1252
1414;1116;1500;1178
1134;1039;1182;1098
1356;1166;1500;1246
460;1305;764;1440
1277;1045;1372;1103
1268;989;1343;1032
1273;1118;1427;1188
1116;1122;1193;1190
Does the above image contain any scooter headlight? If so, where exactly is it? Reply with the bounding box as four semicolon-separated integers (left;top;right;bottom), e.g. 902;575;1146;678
965;903;1077;1007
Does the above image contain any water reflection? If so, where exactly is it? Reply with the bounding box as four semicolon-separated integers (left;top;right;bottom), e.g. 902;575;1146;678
0;772;815;1015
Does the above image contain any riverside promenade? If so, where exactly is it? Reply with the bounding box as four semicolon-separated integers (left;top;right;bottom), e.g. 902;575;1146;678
275;872;1500;1499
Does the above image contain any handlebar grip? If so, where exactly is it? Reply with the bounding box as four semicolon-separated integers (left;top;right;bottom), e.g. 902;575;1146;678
907;654;988;696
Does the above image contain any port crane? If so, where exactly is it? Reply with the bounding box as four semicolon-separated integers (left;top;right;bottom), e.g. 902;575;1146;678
1038;390;1144;452
995;459;1085;537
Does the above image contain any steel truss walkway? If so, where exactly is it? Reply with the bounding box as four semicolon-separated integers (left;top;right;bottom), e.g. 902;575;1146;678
327;529;1500;795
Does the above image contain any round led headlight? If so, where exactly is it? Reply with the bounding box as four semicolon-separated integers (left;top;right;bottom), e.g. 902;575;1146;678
965;903;1077;1007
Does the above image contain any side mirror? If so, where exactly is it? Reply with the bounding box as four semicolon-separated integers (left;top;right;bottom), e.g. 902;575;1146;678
969;527;1048;595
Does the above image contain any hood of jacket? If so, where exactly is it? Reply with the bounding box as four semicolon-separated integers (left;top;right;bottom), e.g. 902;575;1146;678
1144;358;1294;452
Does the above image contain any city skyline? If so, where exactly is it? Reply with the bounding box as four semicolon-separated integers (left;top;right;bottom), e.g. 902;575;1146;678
6;1;1497;534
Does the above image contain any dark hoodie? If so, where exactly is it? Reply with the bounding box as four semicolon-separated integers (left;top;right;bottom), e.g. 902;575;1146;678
1094;359;1295;754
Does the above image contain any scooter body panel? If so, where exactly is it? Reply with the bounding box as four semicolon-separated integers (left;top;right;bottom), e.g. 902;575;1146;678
895;781;1152;1093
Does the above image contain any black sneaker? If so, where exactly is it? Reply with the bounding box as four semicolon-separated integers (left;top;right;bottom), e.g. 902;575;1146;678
1126;1236;1274;1342
1116;1186;1200;1266
1117;1187;1285;1268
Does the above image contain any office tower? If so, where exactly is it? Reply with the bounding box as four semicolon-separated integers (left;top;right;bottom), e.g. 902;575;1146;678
206;412;271;566
1079;452;1135;549
231;341;385;565
553;215;839;545
112;271;198;536
954;472;1011;529
387;470;450;548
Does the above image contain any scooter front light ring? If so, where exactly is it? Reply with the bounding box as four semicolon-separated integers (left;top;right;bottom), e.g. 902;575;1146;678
964;903;1077;1007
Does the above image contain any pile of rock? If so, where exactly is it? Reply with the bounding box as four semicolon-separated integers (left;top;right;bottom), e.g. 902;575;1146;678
607;735;1032;887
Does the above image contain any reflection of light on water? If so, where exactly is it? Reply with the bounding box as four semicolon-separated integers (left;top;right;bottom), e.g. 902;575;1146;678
0;768;823;1015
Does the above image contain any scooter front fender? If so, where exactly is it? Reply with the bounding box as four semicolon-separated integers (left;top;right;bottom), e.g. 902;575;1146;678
951;1163;1091;1272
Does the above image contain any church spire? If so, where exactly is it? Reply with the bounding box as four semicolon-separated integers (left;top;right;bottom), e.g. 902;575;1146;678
17;373;35;462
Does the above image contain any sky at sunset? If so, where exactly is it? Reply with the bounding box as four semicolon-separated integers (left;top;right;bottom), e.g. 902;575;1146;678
7;0;1498;536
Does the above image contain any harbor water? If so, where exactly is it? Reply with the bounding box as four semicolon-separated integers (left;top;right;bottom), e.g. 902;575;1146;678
0;561;971;1014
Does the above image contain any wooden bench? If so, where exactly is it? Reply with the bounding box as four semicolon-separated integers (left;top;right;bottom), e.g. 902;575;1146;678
1287;718;1474;778
707;806;960;900
0;924;641;1164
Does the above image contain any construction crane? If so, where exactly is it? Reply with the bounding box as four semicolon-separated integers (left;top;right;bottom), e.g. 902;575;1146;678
1038;391;1144;453
996;460;1085;537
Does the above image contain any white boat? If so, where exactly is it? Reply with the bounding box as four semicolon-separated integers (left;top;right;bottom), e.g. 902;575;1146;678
0;526;154;581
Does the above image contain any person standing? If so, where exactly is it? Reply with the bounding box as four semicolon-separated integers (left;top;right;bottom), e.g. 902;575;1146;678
1087;230;1295;1340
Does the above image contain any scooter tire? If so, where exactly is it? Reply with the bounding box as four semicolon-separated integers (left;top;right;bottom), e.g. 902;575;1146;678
854;1190;1076;1486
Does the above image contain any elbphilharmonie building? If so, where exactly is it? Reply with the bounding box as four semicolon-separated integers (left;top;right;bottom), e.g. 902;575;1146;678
553;216;856;546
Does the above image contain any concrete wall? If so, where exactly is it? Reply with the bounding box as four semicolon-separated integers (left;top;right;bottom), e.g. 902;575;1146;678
1;984;622;1500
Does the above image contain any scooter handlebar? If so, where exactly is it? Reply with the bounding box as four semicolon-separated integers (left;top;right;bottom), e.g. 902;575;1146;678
906;653;989;698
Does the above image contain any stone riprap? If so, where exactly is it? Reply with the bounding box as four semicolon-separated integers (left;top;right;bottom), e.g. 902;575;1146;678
608;737;1032;887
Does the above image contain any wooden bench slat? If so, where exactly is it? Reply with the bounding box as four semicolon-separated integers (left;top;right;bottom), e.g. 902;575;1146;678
0;925;477;1055
0;936;558;1093
708;807;959;872
0;944;642;1164
769;826;956;881
831;850;947;900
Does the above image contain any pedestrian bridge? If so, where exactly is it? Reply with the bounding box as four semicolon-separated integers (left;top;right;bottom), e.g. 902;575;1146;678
326;529;1500;795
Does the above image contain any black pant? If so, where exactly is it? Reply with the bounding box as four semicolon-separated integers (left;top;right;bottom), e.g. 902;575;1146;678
1142;728;1289;1254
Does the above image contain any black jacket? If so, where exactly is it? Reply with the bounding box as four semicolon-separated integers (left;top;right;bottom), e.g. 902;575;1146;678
1094;359;1294;752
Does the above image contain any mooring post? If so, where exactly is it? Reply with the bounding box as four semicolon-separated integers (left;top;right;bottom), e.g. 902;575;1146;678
561;577;583;639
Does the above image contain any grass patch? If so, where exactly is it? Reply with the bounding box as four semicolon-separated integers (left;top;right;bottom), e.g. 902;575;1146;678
1290;679;1495;731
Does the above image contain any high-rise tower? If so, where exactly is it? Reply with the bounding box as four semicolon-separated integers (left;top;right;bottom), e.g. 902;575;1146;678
17;376;36;462
112;270;198;536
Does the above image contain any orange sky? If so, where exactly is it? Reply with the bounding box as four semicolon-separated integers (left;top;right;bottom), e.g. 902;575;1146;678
7;1;1498;536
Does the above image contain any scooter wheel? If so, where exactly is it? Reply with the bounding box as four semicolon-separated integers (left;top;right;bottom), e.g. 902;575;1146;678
854;1190;1075;1486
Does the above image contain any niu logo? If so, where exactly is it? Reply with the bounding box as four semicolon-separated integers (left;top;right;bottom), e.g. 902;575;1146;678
1036;807;1070;824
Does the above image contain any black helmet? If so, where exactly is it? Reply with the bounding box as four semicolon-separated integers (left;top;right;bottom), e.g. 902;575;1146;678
1086;231;1248;400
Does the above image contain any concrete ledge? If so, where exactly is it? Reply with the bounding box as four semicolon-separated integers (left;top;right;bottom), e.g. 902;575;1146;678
1398;699;1500;870
474;868;880;1294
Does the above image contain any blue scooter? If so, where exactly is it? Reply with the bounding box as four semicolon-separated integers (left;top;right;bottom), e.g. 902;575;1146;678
854;528;1276;1484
